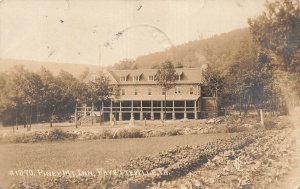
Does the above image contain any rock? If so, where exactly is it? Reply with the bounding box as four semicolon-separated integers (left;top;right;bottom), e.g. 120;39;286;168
241;124;254;130
207;118;216;124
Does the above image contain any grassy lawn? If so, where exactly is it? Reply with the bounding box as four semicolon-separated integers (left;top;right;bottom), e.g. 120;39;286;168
0;119;208;134
0;133;237;187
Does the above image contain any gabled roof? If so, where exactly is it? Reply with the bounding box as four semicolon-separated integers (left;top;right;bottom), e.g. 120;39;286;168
108;68;203;85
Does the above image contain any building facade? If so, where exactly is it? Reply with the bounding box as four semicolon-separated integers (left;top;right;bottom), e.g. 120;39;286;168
79;68;217;121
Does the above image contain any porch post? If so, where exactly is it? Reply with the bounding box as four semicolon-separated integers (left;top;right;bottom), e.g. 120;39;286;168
150;100;154;121
194;100;198;119
184;100;187;119
130;100;134;120
119;101;122;121
110;100;113;122
172;100;175;120
130;100;135;126
140;100;143;120
160;101;164;120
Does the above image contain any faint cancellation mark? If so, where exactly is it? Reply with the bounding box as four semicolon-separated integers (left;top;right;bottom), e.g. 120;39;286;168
103;24;174;50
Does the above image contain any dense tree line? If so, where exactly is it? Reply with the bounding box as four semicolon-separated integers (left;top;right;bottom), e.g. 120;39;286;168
204;0;300;115
0;66;115;127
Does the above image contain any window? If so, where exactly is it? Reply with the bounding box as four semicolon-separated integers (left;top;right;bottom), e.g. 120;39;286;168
175;87;181;94
148;88;152;95
120;76;127;82
148;75;154;81
176;75;182;81
133;76;140;81
121;88;126;95
134;88;138;95
190;87;194;95
162;87;166;95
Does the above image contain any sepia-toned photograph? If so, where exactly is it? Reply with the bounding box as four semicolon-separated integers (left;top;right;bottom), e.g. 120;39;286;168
0;0;299;188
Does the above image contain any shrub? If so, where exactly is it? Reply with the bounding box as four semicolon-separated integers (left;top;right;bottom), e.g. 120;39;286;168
227;125;247;133
115;129;144;139
166;129;184;136
100;129;114;139
264;119;277;130
47;128;77;141
12;128;77;143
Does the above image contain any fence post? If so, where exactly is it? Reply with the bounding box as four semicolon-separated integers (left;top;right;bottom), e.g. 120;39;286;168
260;109;264;127
75;104;78;128
91;103;94;126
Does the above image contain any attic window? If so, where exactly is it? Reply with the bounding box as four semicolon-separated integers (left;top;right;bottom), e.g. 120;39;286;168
148;75;155;81
133;75;140;81
176;71;183;81
120;76;127;82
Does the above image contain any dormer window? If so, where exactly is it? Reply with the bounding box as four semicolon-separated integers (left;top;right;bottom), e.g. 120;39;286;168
120;76;127;82
176;71;183;81
133;75;140;81
148;75;155;81
178;75;181;81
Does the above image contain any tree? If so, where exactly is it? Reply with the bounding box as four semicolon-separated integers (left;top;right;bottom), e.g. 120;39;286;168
224;39;274;115
39;67;64;127
248;0;300;72
6;66;44;128
202;67;224;98
155;60;177;120
89;72;113;125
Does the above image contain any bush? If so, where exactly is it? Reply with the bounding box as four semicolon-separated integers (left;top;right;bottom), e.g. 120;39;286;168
12;128;77;143
166;129;184;136
264;119;277;130
227;125;247;133
115;129;144;139
47;128;77;141
100;129;114;139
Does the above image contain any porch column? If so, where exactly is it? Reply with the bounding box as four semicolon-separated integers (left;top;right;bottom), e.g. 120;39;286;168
130;100;134;120
172;100;175;120
84;104;87;116
160;101;164;120
150;100;154;120
129;100;135;126
119;101;122;121
140;100;143;120
184;100;187;119
194;100;198;119
110;100;113;122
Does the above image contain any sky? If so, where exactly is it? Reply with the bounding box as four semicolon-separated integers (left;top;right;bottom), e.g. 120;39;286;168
0;0;266;66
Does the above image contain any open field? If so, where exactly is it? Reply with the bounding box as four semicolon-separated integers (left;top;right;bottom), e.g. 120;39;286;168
0;116;269;143
0;112;298;188
0;133;237;188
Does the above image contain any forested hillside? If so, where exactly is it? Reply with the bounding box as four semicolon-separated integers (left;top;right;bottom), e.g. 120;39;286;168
113;28;251;72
